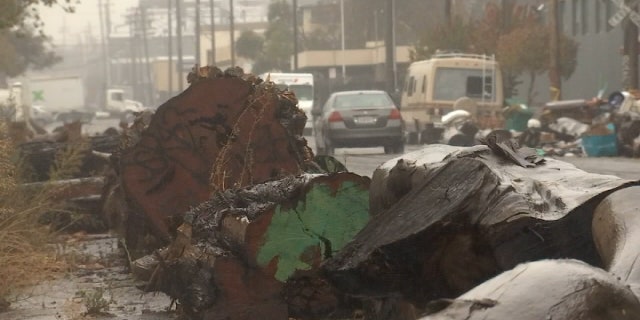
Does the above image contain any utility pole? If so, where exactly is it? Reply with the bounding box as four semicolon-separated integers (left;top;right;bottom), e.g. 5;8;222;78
105;0;112;88
196;0;201;66
548;0;561;100
445;0;451;25
140;7;153;106
384;0;396;93
229;0;235;67
168;0;173;97
176;0;184;91
98;0;108;109
293;0;298;70
128;11;139;101
624;0;639;90
210;0;216;65
340;0;345;80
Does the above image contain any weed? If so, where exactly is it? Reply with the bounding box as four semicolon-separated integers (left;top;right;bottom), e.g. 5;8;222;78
76;287;114;315
0;121;88;310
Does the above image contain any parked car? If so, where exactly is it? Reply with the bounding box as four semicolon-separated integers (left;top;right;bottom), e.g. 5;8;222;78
31;105;55;127
312;90;405;155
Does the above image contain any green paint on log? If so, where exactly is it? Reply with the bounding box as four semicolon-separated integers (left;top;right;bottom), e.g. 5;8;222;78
257;180;369;282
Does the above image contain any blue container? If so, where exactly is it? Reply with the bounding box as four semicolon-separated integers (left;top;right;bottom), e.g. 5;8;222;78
582;134;618;157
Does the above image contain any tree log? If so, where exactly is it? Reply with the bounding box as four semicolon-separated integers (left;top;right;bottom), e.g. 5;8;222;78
20;177;104;201
117;67;313;248
420;259;640;320
592;186;640;296
18;134;120;182
144;172;370;319
323;144;637;306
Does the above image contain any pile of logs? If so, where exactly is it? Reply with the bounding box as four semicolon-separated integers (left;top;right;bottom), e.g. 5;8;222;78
15;121;121;232
99;65;640;320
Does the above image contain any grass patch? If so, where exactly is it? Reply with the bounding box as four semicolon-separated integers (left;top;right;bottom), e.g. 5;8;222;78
0;121;88;311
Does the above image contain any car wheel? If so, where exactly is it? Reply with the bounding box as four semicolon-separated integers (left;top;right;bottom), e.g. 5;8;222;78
393;143;405;154
407;132;419;145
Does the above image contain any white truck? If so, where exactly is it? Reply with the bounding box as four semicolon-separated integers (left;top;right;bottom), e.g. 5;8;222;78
260;72;315;134
105;88;146;116
24;76;145;123
26;75;94;123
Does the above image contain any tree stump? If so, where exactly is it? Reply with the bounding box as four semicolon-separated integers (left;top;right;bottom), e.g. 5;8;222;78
116;67;313;250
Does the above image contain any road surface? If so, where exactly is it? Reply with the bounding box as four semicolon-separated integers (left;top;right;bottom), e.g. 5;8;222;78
66;118;639;180
303;138;640;180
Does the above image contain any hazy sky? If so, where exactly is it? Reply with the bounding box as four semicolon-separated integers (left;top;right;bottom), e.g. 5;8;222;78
39;0;137;46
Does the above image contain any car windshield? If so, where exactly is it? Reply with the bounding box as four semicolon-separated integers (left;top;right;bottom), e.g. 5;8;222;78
333;93;392;109
433;67;495;102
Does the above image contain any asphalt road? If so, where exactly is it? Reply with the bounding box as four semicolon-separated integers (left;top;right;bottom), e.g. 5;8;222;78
303;137;640;181
74;118;639;181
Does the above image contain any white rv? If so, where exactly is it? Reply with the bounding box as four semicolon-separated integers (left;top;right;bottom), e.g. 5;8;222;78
400;53;504;144
260;72;315;134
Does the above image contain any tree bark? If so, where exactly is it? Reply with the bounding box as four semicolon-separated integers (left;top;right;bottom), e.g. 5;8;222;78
141;172;370;319
115;67;312;251
324;144;636;307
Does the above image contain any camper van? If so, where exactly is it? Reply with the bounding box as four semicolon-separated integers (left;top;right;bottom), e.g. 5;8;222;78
400;52;504;144
260;72;314;134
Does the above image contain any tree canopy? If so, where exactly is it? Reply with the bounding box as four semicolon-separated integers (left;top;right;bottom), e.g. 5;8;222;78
236;30;264;61
410;2;579;102
0;0;73;85
245;0;294;74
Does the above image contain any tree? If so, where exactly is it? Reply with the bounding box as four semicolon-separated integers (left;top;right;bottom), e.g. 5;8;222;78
410;1;578;101
497;22;578;104
236;30;264;61
252;0;294;74
410;16;472;61
0;0;73;86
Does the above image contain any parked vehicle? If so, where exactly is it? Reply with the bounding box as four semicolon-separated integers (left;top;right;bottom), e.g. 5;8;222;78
17;76;145;124
26;75;95;123
31;105;55;127
106;88;146;116
312;90;404;155
400;52;504;144
260;72;315;134
0;82;32;124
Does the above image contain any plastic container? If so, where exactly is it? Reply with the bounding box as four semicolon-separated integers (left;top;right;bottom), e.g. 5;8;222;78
581;134;618;157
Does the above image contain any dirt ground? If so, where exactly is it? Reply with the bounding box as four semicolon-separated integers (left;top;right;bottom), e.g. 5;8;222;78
1;233;177;320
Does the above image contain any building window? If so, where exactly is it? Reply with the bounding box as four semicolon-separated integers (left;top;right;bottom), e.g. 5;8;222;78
595;0;601;33
421;75;426;93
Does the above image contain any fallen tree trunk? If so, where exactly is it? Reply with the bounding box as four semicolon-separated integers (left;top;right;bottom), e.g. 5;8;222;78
18;134;120;182
115;66;313;251
592;186;640;296
141;172;370;320
420;259;640;320
20;177;104;201
323;144;638;307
